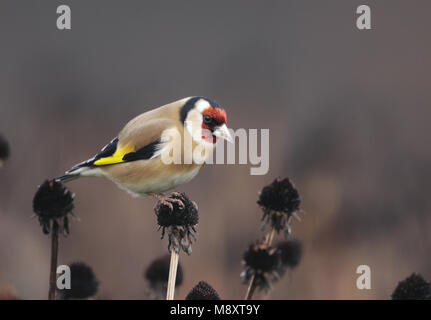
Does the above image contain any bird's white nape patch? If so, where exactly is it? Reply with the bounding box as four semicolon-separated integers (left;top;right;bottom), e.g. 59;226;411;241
195;98;211;113
184;98;209;142
184;109;202;141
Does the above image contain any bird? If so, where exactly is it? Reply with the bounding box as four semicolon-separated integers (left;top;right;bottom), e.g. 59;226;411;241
56;96;232;207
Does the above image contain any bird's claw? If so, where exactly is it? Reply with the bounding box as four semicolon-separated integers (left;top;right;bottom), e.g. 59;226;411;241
151;192;185;211
156;199;174;211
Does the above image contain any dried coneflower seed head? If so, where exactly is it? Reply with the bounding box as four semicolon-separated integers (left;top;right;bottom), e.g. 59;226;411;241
59;262;99;300
157;193;199;227
145;254;183;289
0;134;10;165
241;240;282;291
185;281;221;300
155;192;198;254
258;177;300;213
391;273;431;300
33;179;75;235
258;177;301;234
276;238;302;269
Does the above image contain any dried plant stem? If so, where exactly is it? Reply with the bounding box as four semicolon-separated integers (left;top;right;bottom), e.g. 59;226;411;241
48;222;59;300
266;227;276;246
244;274;257;299
166;249;179;300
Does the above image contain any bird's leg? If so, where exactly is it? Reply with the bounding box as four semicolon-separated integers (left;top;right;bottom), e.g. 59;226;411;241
149;192;185;211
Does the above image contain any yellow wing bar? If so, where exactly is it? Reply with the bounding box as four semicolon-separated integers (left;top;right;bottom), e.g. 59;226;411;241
93;143;135;166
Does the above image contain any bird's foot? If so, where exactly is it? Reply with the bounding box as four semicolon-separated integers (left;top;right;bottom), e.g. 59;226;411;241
150;192;185;211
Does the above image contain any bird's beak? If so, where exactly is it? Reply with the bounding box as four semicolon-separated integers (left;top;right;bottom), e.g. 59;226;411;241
213;124;233;143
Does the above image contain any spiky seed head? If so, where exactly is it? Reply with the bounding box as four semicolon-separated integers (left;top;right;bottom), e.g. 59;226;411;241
241;240;283;291
276;238;303;269
258;177;301;234
156;193;198;227
185;281;220;300
392;273;431;300
32;179;75;235
243;241;280;273
258;177;300;214
155;192;199;254
145;254;183;288
58;262;99;300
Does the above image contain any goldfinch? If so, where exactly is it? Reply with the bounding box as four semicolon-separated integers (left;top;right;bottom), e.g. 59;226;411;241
56;97;232;204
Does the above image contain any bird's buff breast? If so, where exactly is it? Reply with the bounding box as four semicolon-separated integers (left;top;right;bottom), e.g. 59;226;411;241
101;159;203;197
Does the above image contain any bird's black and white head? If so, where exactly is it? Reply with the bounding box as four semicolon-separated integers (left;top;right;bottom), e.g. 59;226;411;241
180;96;232;146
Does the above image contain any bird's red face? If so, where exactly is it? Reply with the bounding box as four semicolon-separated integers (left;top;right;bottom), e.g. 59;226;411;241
201;107;230;144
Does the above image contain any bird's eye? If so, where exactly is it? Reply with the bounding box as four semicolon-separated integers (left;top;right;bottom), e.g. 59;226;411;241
203;115;212;124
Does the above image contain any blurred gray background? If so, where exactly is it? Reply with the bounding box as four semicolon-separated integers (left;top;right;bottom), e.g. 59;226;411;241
0;0;430;299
